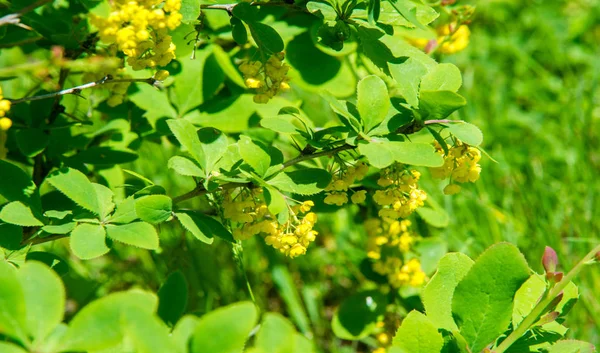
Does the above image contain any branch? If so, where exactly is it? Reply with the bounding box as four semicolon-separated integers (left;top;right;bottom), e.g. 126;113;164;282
493;243;600;353
173;143;356;204
200;1;306;14
21;234;68;247
9;76;158;105
0;0;52;28
424;119;466;125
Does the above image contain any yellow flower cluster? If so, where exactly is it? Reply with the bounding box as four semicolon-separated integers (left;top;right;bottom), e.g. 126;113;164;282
239;53;291;104
407;23;470;54
430;140;482;195
373;165;427;219
0;86;11;130
90;0;182;71
323;162;369;206
222;187;318;258
365;218;426;288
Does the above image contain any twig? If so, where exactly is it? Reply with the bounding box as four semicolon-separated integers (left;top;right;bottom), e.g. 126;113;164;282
9;76;157;105
200;1;306;14
424;119;466;125
0;0;53;27
493;243;600;353
21;234;68;247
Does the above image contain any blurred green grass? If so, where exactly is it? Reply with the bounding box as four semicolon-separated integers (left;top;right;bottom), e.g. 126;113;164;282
441;0;600;344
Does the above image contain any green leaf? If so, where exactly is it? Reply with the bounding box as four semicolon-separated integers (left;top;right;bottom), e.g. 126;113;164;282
16;128;49;157
167;119;206;169
213;45;246;88
546;340;596;353
230;17;248;45
249;22;284;54
128;83;178;125
46;167;101;215
180;0;201;23
420;63;463;92
0;342;28;353
323;92;362;132
62;290;158;351
260;116;302;134
67;147;138;165
158;271;188;327
422;253;474;331
25;252;69;276
175;212;214;244
0;160;40;210
19;261;65;340
0;223;22;250
197;127;229;175
92;183;115;221
452;243;531;353
0;261;27;344
254;313;297;353
190;302;258;353
332;290;387;340
416;199;449;228
392;142;444;167
356;26;402;74
171;47;215;116
232;2;259;22
0;201;44;226
168;156;204;177
122;308;179;353
418;91;466;121
238;135;271;176
70;223;110;260
389;57;427;108
108;197;139;224
185;212;234;243
264;186;287;216
357;140;396;169
306;1;337;21
105;222;159;250
391;310;444;353
386;0;428;30
357;75;390;132
367;0;381;24
271;266;311;335
172;316;199;353
135;195;173;224
447;122;484;146
267;169;332;195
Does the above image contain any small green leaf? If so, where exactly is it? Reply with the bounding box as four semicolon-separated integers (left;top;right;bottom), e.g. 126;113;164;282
420;63;462;92
418;91;466;121
16;128;49;157
175;212;214;244
62;290;158;351
232;2;258;22
190;302;258;353
0;261;27;344
168;156;204;177
230;17;248;45
180;0;201;23
254;313;297;353
357;75;390;132
386;0;428;30
389;57;428;108
0;160;40;209
267;169;332;195
0;201;44;226
546;340;596;353
264;186;287;216
452;243;531;353
213;45;246;87
422;253;474;331
105;222;159;250
357;140;396;169
392;142;444;167
238;135;271;176
447;122;483;147
391;310;444;353
19;261;65;340
306;1;337;21
42;222;76;234
67;147;138;165
332;290;387;340
108;197;138;224
135;195;173;224
158;271;188;327
167;119;206;169
46;167;101;215
92;183;115;221
367;0;381;24
0;342;28;353
198;127;229;175
249;22;284;54
261;117;302;134
70;223;110;260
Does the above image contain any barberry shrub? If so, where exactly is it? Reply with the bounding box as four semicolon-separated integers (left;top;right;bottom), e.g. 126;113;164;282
0;0;597;352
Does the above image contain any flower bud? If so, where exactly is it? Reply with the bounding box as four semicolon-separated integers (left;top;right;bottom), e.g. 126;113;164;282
154;70;170;81
542;246;558;274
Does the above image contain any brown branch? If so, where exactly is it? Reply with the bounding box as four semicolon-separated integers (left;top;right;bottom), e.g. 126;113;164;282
21;234;68;247
200;1;306;14
424;119;466;125
9;76;158;105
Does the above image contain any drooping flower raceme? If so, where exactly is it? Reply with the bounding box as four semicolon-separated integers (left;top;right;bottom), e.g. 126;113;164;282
372;164;427;219
429;140;482;195
239;53;291;104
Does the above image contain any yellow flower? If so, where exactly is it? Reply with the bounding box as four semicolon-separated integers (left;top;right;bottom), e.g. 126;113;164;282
443;183;461;195
154;69;170;80
438;25;470;54
0;117;12;131
351;190;367;204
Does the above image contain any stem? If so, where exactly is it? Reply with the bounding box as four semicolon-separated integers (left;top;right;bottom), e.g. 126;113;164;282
200;1;305;14
9;76;157;105
493;243;600;353
21;234;68;246
424;119;466;125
